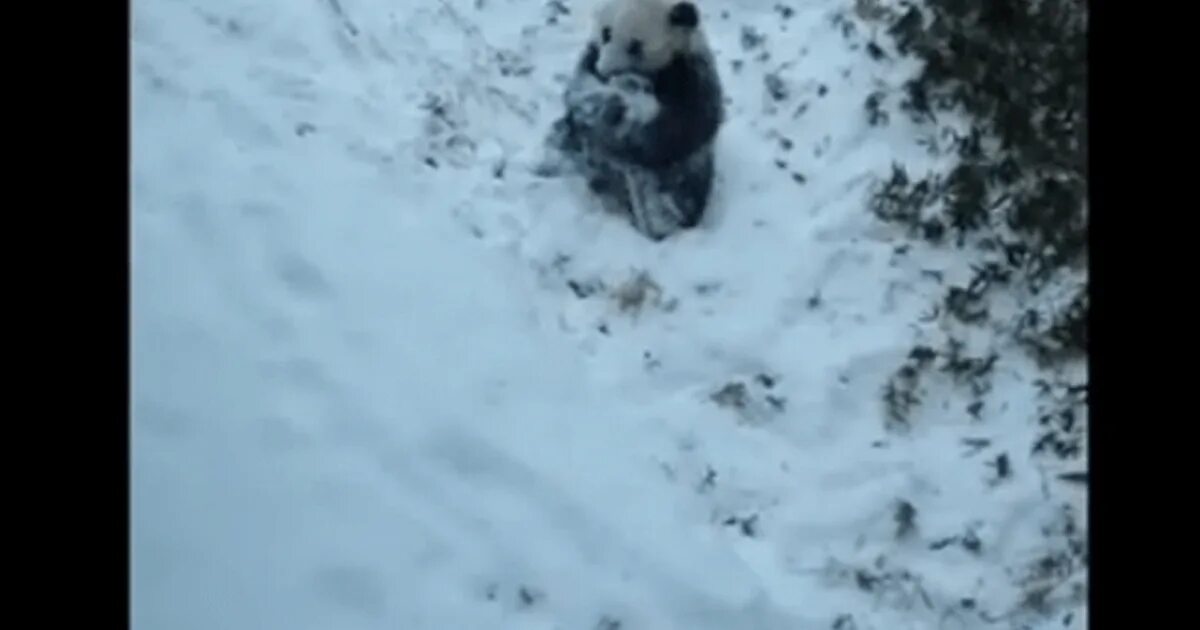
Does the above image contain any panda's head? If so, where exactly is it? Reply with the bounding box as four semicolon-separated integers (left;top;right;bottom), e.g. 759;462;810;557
589;0;706;80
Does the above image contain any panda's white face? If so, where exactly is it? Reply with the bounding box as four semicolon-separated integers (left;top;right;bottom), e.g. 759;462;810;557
591;0;702;79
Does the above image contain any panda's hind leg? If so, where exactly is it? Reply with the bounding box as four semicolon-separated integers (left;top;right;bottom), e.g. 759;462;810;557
672;153;715;229
620;156;716;241
587;164;634;218
622;169;685;241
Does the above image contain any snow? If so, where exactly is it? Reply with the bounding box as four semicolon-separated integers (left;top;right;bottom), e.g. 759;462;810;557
132;1;1085;629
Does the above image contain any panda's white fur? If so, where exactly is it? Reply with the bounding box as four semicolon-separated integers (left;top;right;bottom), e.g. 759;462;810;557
545;0;724;241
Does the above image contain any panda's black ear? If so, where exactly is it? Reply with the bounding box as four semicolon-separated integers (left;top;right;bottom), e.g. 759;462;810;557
668;2;700;29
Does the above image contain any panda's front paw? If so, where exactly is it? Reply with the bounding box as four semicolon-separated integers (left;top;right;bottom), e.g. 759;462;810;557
567;91;612;128
610;72;654;96
601;94;627;127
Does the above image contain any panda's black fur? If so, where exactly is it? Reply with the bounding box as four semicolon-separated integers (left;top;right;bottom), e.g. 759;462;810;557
546;1;723;241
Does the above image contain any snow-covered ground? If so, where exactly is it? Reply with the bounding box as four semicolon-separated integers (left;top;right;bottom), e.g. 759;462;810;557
131;1;1086;628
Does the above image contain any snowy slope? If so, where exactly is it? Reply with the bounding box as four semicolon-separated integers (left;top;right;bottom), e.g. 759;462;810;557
132;1;1085;629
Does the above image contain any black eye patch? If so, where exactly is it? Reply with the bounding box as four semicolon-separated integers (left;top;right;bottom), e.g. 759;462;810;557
601;27;612;43
627;40;643;57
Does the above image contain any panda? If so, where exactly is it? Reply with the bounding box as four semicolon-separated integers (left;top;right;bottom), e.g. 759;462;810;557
545;0;724;241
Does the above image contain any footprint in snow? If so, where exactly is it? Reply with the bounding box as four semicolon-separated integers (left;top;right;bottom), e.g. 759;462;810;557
312;564;387;617
257;415;310;451
271;356;336;393
276;253;332;299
